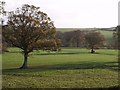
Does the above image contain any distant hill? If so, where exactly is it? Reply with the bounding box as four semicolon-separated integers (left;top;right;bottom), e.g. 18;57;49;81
56;27;116;40
56;27;116;32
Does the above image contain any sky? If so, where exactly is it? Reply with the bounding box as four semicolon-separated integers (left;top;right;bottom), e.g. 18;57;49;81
2;0;120;28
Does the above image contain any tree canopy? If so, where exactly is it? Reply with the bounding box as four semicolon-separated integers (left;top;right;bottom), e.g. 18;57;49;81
3;4;60;69
85;31;105;53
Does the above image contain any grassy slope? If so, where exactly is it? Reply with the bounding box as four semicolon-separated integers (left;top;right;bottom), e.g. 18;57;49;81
2;48;119;88
56;28;113;40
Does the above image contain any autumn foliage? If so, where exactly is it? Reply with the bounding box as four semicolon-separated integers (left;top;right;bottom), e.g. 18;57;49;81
3;4;61;69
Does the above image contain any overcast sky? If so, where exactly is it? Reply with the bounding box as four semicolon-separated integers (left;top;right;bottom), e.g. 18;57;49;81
3;0;119;28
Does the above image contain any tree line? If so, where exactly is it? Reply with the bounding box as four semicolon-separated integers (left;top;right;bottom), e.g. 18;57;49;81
56;29;118;49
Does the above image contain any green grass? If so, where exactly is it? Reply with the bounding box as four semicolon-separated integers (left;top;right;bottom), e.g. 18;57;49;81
2;48;119;88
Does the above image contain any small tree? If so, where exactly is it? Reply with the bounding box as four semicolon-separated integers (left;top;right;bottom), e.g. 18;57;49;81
116;25;120;65
3;4;57;69
56;31;64;46
71;30;85;47
112;26;120;49
85;31;105;53
63;31;73;47
112;30;118;49
116;26;120;50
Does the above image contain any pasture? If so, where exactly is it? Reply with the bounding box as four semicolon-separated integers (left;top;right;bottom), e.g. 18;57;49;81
2;48;119;88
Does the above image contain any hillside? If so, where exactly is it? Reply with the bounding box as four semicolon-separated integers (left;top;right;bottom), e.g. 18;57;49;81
56;27;116;32
56;27;115;40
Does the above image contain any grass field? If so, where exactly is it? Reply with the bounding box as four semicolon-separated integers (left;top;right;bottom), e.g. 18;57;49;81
2;48;119;88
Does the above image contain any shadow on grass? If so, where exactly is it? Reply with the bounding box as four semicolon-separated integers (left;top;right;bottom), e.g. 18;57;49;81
32;52;117;56
32;52;88;55
2;61;119;75
29;61;118;70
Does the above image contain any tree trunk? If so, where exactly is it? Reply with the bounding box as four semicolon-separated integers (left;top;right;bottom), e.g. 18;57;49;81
91;47;95;53
20;52;28;69
76;41;79;47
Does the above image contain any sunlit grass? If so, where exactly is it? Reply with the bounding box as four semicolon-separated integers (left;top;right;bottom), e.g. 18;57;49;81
2;48;119;88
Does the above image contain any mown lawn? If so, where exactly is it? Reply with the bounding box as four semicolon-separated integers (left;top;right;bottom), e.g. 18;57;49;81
2;48;119;88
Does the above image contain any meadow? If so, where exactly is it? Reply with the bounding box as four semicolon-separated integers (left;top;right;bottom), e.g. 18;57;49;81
2;47;119;88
